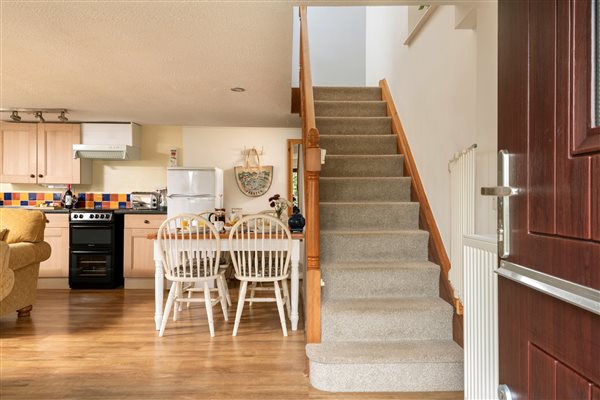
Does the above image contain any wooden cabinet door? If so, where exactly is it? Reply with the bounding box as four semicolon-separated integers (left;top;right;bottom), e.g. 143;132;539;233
124;228;159;278
39;214;69;278
499;0;600;397
0;122;37;183
37;123;81;184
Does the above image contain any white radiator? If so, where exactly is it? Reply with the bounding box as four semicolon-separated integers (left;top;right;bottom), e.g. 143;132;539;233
463;234;499;400
448;143;476;301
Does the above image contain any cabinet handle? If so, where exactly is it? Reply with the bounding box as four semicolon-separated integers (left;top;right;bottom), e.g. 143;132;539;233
144;220;150;224
30;174;35;178
38;174;44;178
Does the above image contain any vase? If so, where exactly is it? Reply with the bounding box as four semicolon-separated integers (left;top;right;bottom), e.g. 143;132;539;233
288;209;305;233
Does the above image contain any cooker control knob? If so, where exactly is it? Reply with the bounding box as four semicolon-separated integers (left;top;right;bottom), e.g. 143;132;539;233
100;214;105;219
72;214;78;219
90;214;94;219
95;214;100;219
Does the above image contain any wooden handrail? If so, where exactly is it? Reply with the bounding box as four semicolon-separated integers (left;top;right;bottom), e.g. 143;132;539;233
379;79;464;344
299;6;321;344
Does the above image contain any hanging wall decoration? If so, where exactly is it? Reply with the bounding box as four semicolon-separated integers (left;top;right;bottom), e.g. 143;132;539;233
235;147;273;197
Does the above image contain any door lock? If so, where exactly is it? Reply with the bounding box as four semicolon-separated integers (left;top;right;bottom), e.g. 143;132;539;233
498;384;514;400
481;150;517;258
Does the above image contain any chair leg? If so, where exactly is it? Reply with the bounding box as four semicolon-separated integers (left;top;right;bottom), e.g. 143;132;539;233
248;281;257;307
203;281;215;337
221;274;232;307
216;277;229;322
159;282;177;337
186;282;194;309
174;282;182;321
273;281;288;337
232;281;248;336
282;279;291;320
17;305;32;318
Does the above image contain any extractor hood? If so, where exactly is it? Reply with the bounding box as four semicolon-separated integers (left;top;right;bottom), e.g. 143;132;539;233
73;123;141;160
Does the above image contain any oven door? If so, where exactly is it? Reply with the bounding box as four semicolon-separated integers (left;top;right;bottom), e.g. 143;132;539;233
70;224;114;249
69;250;113;287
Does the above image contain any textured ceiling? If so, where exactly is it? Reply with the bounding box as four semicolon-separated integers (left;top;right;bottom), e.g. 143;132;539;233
1;2;299;126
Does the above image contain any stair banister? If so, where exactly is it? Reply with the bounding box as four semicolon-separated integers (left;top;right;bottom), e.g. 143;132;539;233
299;6;322;344
379;79;464;343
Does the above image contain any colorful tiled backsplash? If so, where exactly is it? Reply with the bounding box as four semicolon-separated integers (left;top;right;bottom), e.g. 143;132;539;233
0;192;131;209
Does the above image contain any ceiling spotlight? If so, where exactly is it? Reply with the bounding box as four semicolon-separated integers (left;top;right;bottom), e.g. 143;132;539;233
58;111;68;122
34;111;45;123
10;111;21;122
230;87;246;92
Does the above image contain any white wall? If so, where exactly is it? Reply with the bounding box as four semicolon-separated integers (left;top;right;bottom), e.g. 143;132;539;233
365;4;498;251
292;7;366;87
182;126;301;214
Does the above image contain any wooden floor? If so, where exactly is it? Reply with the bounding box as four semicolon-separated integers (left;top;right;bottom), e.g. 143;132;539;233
0;289;463;400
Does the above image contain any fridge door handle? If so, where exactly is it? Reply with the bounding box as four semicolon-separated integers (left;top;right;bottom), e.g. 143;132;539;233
167;194;216;199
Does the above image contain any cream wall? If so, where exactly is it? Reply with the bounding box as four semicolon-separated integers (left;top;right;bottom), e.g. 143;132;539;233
1;125;182;194
365;4;498;251
182;126;301;213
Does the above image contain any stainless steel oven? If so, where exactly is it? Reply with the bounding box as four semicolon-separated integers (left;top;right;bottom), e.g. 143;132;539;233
69;210;124;289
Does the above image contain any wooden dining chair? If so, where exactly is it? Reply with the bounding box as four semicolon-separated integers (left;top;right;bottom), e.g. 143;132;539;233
157;214;228;337
229;214;292;336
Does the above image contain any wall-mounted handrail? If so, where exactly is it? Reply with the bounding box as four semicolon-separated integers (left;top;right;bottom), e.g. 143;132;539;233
299;6;321;344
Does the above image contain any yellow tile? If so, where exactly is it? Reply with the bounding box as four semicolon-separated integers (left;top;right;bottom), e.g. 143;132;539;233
94;193;103;202
44;193;53;201
110;201;119;209
118;194;127;202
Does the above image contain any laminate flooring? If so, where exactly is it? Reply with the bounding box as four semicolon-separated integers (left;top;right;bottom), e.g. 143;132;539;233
0;289;463;400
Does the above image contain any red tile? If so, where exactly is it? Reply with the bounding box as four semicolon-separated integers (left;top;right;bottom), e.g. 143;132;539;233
102;201;111;209
36;193;44;200
110;193;118;201
28;201;37;206
13;193;20;200
4;200;12;206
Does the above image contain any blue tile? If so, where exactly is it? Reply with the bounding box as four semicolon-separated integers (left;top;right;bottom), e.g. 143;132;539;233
3;193;11;200
53;193;61;201
77;193;86;202
126;194;130;201
0;201;3;206
94;202;102;209
118;202;127;209
28;193;36;200
20;200;29;206
102;193;110;201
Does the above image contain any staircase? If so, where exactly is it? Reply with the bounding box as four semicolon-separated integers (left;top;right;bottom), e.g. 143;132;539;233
306;86;464;392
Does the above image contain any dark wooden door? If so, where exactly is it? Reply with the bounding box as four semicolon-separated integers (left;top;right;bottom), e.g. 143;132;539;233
499;0;600;398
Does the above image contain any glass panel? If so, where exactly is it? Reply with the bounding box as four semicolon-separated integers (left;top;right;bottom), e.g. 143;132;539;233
592;0;600;126
71;227;112;246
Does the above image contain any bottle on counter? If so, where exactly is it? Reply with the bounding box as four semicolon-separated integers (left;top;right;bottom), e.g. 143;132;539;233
62;184;74;209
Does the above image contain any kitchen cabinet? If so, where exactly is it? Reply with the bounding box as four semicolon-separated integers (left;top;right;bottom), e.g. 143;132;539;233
124;214;165;278
39;213;69;278
0;122;90;184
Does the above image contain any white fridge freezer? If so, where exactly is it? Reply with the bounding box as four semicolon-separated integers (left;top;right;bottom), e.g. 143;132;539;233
167;167;224;218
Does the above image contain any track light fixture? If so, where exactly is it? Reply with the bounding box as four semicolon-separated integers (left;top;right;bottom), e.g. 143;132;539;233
0;108;68;122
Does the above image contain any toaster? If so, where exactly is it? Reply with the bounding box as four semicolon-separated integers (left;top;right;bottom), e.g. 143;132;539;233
130;192;159;210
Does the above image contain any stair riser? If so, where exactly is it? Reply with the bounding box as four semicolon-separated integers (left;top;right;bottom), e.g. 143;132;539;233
309;362;463;392
321;156;403;177
320;203;419;230
314;87;382;101
321;267;439;300
320;135;397;155
320;232;429;262
315;101;388;117
319;178;411;202
317;117;392;135
322;304;453;341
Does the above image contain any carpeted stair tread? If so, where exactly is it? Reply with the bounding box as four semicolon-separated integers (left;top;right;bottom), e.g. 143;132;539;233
320;202;419;230
314;86;382;101
320;230;429;262
321;261;440;299
306;340;463;364
320;135;397;155
317;116;392;135
321;297;453;341
321;154;404;177
315;100;388;117
320;177;411;202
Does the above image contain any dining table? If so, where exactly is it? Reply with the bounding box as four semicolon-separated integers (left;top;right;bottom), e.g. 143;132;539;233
147;231;304;332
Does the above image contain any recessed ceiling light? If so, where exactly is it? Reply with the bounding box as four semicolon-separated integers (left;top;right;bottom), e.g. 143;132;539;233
230;87;246;92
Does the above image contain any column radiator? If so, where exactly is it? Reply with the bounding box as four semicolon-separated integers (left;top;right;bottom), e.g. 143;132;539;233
463;234;499;400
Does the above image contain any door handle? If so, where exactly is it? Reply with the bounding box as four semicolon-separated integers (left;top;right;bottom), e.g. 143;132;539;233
481;150;516;258
498;384;513;400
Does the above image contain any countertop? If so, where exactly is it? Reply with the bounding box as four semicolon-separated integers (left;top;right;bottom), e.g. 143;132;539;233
0;206;167;215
